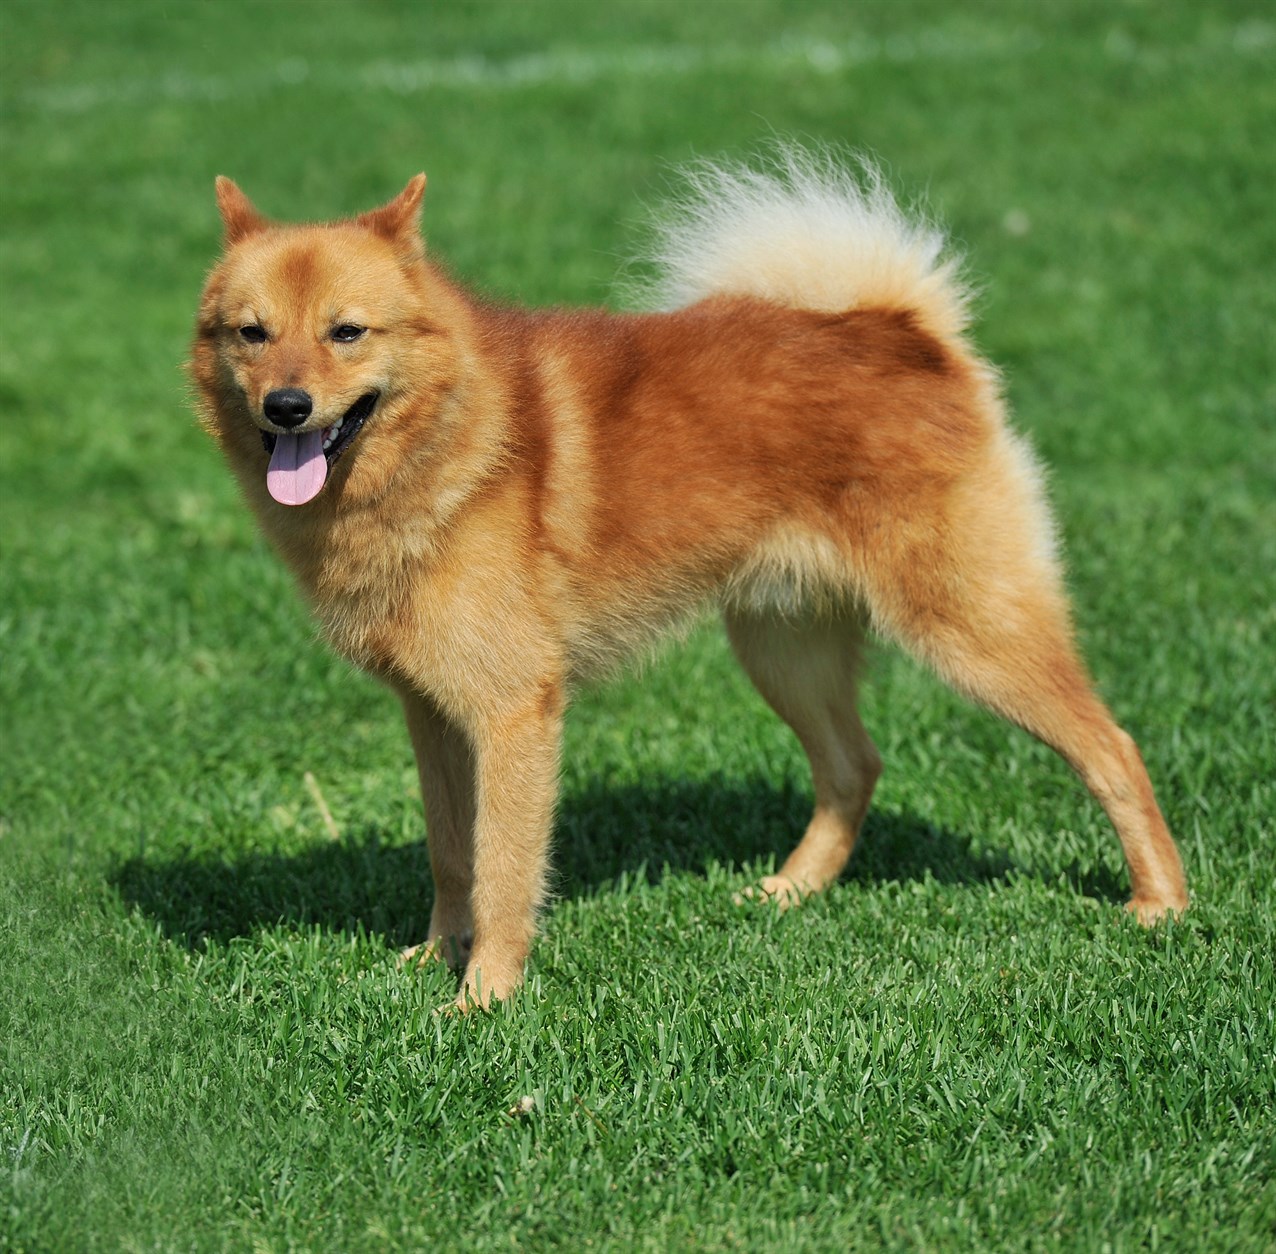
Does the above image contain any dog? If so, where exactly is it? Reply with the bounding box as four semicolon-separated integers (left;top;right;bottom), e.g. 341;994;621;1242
191;149;1188;1008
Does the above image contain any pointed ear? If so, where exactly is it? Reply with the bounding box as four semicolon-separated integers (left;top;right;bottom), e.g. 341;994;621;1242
215;177;268;245
356;174;427;256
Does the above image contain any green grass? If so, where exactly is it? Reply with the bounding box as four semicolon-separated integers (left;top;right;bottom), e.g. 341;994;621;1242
3;1;1275;1249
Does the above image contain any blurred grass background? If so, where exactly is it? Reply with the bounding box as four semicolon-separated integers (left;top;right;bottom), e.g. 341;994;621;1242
2;2;1274;1249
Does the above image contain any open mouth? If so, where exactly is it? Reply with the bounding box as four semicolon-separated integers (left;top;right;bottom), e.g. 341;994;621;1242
261;390;379;506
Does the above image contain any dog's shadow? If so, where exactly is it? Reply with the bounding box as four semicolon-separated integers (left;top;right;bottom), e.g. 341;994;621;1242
111;775;1124;950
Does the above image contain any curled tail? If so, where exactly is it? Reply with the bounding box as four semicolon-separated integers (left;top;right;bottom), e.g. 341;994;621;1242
639;145;972;342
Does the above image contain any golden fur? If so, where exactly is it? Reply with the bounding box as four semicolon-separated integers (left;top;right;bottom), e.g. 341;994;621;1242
191;153;1187;1008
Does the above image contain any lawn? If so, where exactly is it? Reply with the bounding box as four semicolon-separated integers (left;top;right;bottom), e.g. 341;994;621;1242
2;1;1274;1249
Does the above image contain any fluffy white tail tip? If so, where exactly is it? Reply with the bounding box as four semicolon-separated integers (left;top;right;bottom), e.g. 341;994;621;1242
641;145;972;341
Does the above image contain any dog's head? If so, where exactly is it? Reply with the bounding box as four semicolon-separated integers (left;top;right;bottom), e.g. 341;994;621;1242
193;175;443;506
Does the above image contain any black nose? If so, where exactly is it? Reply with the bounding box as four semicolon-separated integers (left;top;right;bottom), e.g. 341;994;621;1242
263;388;313;428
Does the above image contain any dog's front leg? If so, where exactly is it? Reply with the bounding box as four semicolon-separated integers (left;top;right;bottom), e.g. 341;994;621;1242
399;689;477;970
459;684;563;1010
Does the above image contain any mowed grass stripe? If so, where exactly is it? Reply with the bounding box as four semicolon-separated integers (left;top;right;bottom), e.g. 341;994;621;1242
12;18;1273;115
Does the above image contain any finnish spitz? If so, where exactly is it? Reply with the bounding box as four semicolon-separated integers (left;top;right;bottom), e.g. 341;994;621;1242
191;149;1187;1008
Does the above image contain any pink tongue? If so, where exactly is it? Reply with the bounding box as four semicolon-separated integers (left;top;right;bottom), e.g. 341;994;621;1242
266;430;327;506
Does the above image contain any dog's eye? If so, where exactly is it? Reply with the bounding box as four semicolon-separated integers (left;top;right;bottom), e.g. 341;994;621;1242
331;324;366;344
239;324;268;344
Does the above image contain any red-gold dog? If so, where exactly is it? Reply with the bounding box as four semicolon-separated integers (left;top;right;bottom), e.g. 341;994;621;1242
191;151;1187;1008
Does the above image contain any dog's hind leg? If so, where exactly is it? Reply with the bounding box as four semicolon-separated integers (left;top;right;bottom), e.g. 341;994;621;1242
399;690;477;971
724;608;882;906
855;435;1188;922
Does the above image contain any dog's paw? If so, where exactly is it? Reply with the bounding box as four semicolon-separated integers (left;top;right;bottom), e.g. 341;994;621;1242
1126;895;1188;926
431;997;468;1018
733;874;807;911
450;987;489;1014
397;939;442;969
398;931;473;971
